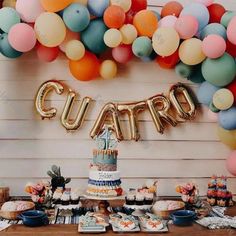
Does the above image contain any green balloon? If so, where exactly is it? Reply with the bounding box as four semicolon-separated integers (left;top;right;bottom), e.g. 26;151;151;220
175;62;193;78
221;11;236;28
0;33;22;58
188;65;205;83
209;102;220;113
201;53;236;87
81;19;108;54
0;7;20;33
132;36;152;58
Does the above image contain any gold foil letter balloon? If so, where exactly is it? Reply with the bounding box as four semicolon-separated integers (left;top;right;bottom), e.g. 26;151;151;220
169;83;196;120
35;80;64;119
90;103;124;141
146;94;178;134
117;101;146;141
60;90;92;131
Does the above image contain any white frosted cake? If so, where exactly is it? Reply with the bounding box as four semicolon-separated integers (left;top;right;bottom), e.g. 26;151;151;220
86;128;123;197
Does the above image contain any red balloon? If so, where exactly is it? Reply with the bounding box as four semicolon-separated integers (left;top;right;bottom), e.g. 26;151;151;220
36;44;59;62
69;51;100;81
112;45;133;64
131;0;147;12
227;79;236;103
125;9;135;24
226;39;236;58
161;1;183;17
156;50;180;69
208;3;226;23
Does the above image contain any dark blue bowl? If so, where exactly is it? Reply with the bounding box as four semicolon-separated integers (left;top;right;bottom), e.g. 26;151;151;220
18;210;49;227
170;210;196;226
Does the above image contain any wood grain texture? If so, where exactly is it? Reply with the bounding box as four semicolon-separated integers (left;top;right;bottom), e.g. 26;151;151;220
0;0;235;197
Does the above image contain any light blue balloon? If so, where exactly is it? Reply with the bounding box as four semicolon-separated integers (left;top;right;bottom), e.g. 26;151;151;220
132;36;153;58
88;0;109;17
197;81;220;106
180;3;209;31
0;7;20;33
200;23;227;40
63;3;90;32
219;107;236;130
0;33;22;58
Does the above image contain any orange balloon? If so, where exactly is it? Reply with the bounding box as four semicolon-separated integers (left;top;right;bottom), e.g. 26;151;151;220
161;1;183;17
69;51;100;81
40;0;73;12
103;5;125;29
133;10;158;37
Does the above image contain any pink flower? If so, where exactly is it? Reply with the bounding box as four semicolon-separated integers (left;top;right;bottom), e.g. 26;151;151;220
31;195;40;203
34;183;44;192
185;183;194;191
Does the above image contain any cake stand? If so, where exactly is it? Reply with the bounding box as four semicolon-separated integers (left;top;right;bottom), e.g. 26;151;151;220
83;193;126;216
124;204;153;217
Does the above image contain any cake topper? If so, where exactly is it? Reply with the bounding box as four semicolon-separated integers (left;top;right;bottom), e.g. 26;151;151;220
96;126;118;150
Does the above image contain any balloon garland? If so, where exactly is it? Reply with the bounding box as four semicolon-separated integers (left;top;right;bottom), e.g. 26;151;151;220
0;0;236;174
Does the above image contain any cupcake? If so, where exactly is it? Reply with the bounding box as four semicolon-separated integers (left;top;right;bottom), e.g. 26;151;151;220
61;190;70;205
126;193;135;205
52;187;63;204
135;193;144;206
70;189;80;205
144;193;154;205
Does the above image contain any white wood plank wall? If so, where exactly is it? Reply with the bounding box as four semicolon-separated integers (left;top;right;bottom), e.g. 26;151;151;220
0;0;235;197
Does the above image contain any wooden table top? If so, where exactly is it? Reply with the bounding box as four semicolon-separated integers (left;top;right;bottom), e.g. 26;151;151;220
1;200;236;236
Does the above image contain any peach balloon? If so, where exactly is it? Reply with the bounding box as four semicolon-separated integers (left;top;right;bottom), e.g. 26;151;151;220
69;51;100;81
226;151;236;176
159;15;177;28
227;16;236;45
202;35;226;59
195;0;214;6
40;0;73;12
133;10;158;37
161;1;183;17
59;29;80;52
175;15;199;39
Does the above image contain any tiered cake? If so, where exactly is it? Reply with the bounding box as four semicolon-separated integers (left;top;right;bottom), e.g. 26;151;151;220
86;127;123;197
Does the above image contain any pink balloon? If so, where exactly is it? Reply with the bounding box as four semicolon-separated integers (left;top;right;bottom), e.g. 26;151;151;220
202;35;226;58
8;23;36;52
112;45;133;64
207;109;218;122
226;151;236;176
16;0;44;23
227;16;236;45
194;0;214;6
158;15;177;28
175;15;199;39
37;44;59;62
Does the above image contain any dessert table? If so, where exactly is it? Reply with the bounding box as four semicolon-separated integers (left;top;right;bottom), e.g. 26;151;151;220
1;200;236;236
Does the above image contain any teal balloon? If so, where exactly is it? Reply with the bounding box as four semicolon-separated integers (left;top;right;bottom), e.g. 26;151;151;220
81;19;108;54
202;53;236;87
209;102;220;113
0;33;22;58
132;36;152;58
188;65;205;83
175;62;193;78
141;50;157;62
0;7;20;33
63;3;90;32
197;81;220;106
219;107;236;130
221;11;236;28
200;23;226;40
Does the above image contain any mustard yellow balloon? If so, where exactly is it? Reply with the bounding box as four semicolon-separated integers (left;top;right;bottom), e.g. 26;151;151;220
65;40;85;60
213;88;234;110
73;0;87;5
3;0;16;8
152;27;180;57
104;29;122;48
110;0;131;12
35;12;66;47
100;60;118;79
218;126;236;149
179;38;206;65
120;24;138;45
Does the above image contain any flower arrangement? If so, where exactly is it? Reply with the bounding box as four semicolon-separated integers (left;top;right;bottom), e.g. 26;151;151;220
25;180;52;209
176;182;199;204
